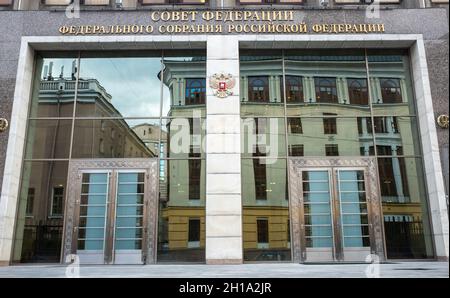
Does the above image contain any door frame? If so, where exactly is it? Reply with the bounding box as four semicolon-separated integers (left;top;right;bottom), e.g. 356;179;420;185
288;157;386;263
61;159;159;265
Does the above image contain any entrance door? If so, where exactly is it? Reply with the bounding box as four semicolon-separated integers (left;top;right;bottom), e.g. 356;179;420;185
289;158;385;263
63;159;158;265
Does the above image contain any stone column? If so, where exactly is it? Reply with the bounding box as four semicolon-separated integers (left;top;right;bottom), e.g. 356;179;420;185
205;36;242;264
410;40;449;260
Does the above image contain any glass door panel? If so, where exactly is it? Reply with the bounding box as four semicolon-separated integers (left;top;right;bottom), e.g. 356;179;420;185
113;172;146;264
302;170;335;262
299;167;374;263
336;170;371;261
76;172;109;264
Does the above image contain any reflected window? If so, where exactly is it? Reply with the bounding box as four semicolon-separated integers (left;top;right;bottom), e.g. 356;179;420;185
289;144;304;157
188;219;201;244
248;76;269;102
50;187;64;217
185;78;206;105
377;149;409;197
323;114;337;135
348;78;368;105
288;118;303;134
188;159;201;200
325;144;339;156
357;117;365;135
380;78;402;103
315;78;338;103
26;188;35;216
253;159;267;201
257;218;269;244
285;76;303;103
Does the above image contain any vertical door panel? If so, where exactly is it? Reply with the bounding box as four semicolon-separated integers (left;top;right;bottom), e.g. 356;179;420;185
301;170;335;262
113;171;146;264
76;172;110;264
336;169;371;262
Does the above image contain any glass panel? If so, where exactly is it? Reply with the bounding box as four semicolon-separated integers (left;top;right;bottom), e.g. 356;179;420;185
24;119;72;159
240;50;284;117
242;159;290;261
116;217;143;227
81;183;107;194
343;226;369;237
115;240;142;250
288;117;375;157
344;236;370;248
337;170;369;248
115;173;144;251
82;173;107;183
379;157;434;258
28;55;78;118
306;237;333;248
305;226;332;237
78;228;104;239
304;192;330;203
117;184;144;195
79;206;106;217
302;170;333;248
242;118;286;158
304;203;331;214
341;203;368;214
13;161;68;262
78;240;103;250
79;217;105;228
373;116;421;156
304;214;332;225
116;228;143;239
284;49;370;117
368;50;416;116
77;173;108;251
157;156;206;262
77;55;163;117
117;194;144;205
72;119;159;159
162;51;207;118
161;118;206;158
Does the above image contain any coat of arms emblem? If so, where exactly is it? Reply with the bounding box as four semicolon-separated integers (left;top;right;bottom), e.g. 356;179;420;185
209;73;235;98
0;118;8;133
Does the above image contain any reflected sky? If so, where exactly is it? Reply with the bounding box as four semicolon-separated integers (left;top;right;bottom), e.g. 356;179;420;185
79;58;163;117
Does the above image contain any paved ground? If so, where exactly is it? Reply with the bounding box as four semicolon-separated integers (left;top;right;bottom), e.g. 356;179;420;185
0;262;448;278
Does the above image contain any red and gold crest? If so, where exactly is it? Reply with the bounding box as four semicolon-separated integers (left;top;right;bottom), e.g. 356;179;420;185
209;73;236;98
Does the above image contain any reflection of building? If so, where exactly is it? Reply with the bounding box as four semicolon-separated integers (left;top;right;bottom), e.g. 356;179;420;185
157;59;207;259
239;55;429;258
17;68;154;262
132;123;166;156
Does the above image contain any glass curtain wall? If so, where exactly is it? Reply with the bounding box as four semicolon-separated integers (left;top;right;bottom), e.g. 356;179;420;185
13;50;207;263
240;49;434;261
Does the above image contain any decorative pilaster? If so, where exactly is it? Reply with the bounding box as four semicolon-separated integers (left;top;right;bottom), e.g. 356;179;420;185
205;36;243;264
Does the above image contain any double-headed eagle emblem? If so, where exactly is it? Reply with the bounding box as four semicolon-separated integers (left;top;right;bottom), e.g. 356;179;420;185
437;114;449;129
0;118;8;133
209;73;235;98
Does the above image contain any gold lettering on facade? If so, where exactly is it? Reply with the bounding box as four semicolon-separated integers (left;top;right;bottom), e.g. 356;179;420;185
58;11;385;36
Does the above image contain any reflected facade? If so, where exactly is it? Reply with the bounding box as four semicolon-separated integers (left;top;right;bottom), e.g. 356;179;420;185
13;51;207;263
240;49;433;261
12;49;434;264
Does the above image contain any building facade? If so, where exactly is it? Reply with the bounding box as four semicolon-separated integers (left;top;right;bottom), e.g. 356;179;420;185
0;0;448;265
